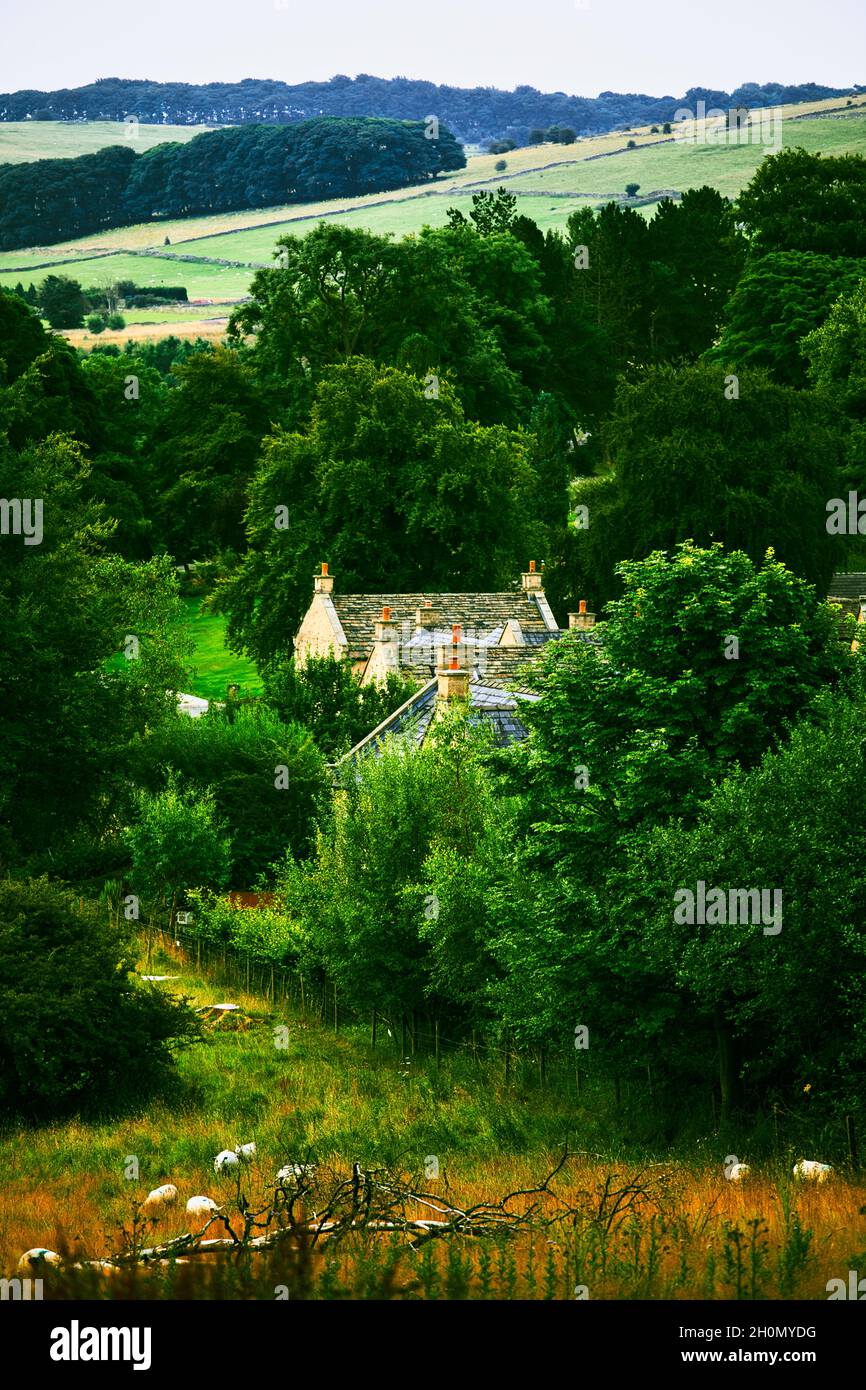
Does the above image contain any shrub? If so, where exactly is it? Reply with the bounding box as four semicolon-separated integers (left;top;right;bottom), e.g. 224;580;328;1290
0;877;200;1119
85;312;106;333
107;312;126;329
495;159;507;172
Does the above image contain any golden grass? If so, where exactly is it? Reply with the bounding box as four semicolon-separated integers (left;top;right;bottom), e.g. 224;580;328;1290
2;940;863;1298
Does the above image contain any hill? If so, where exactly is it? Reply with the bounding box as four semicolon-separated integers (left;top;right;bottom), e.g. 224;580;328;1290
1;74;861;146
3;98;865;343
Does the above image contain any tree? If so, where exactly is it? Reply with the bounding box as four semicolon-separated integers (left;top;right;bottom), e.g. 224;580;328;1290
803;277;866;499
737;147;866;258
0;434;188;860
262;652;418;759
130;707;329;887
38;274;87;329
709;251;866;387
481;544;858;1093
632;691;866;1115
625;183;640;198
127;775;232;925
150;345;272;560
0;877;199;1119
549;363;846;613
217;359;548;665
86;312;106;334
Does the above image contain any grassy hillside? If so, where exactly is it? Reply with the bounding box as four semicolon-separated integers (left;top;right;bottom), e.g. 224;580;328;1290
181;596;262;701
3;97;866;342
0;119;209;164
1;936;861;1299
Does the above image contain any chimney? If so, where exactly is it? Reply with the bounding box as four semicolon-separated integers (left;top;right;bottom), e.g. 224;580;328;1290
436;623;470;702
521;559;543;593
568;598;596;632
314;561;334;595
415;599;439;628
374;605;397;642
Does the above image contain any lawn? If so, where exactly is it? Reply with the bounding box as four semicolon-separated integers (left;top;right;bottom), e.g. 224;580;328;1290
181;596;262;701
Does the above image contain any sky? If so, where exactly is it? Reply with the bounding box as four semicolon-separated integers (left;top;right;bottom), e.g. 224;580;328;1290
0;0;862;97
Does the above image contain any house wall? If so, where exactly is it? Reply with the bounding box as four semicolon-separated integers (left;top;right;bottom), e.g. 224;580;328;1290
293;594;348;664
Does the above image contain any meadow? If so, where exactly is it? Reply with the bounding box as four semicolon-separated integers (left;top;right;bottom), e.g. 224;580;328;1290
3;97;866;343
2;935;863;1300
181;596;262;701
0;119;208;164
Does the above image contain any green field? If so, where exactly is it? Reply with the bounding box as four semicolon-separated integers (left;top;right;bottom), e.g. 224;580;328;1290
4;103;866;338
182;596;262;701
0;253;257;299
0;120;209;164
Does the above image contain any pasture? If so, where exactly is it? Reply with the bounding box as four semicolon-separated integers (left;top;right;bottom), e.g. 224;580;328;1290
1;936;862;1299
0;119;209;164
3;98;866;345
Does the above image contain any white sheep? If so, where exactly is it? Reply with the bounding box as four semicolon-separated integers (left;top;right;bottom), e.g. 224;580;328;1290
276;1162;316;1185
186;1195;220;1222
141;1183;178;1216
793;1159;833;1183
235;1142;256;1162
726;1163;751;1182
214;1149;240;1173
18;1247;61;1272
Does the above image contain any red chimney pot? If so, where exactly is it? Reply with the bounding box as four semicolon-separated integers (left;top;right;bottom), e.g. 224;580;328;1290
529;560;536;574
579;599;587;614
382;606;391;621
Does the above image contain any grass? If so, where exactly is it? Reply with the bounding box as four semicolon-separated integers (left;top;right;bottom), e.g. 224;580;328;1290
1;936;864;1299
0;253;256;299
181;595;262;701
0;120;209;164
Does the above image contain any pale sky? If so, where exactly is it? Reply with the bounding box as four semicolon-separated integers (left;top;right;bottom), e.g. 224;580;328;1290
0;0;862;97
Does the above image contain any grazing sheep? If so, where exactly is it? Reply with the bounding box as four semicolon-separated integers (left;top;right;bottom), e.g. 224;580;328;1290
235;1142;256;1162
214;1149;240;1173
793;1159;833;1183
17;1248;61;1272
276;1162;316;1185
186;1195;220;1222
141;1183;178;1216
726;1163;751;1182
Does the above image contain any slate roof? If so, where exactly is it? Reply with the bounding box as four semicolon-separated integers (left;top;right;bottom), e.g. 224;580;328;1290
331;590;558;662
829;573;866;602
340;676;539;765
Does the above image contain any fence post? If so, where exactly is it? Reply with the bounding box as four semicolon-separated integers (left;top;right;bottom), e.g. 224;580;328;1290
847;1114;859;1168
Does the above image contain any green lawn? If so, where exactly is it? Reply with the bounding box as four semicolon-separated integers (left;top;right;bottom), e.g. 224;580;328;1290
181;596;262;701
0;253;257;298
0;120;209;164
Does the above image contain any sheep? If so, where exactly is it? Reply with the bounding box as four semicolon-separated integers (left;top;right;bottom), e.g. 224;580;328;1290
235;1142;256;1162
141;1183;178;1216
726;1163;751;1182
214;1149;240;1173
186;1195;220;1222
793;1159;833;1183
276;1162;316;1185
18;1248;61;1272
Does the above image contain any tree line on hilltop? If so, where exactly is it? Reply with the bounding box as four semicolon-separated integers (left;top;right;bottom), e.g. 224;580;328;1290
0;73;858;145
0;117;466;250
